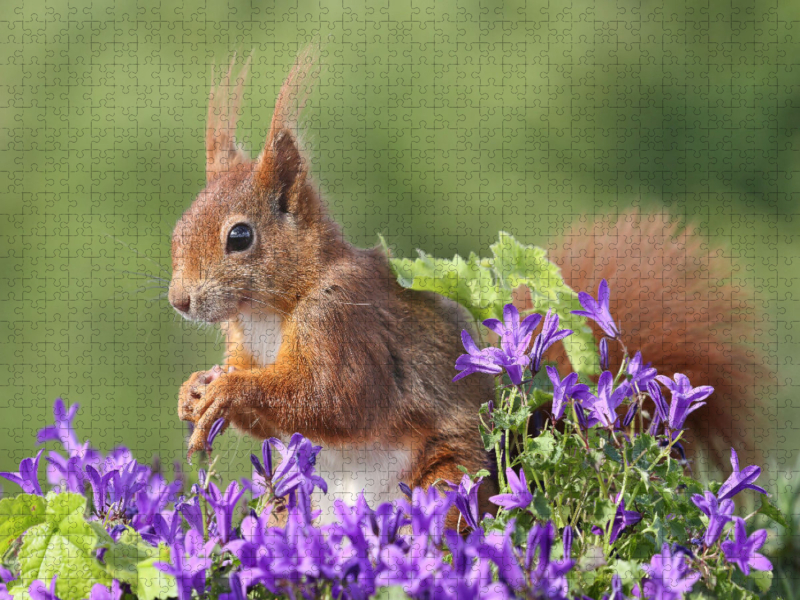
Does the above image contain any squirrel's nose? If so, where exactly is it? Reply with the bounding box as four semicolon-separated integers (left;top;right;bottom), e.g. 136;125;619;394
169;287;192;314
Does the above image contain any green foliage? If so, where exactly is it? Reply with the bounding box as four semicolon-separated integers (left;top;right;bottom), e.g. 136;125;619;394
102;528;176;600
476;327;786;599
0;494;46;553
384;232;599;377
1;492;177;600
17;493;111;600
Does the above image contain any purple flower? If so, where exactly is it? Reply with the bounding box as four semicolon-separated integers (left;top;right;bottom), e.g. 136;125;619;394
206;417;227;453
546;367;590;421
572;279;620;338
403;486;453;544
0;449;44;495
647;382;668;428
131;472;182;533
530;310;573;372
592;496;642;543
721;517;772;575
85;464;115;514
88;581;122;600
177;495;204;534
691;491;734;546
28;576;60;600
627;352;657;390
36;398;81;454
248;440;273;498
154;529;213;600
270;433;327;499
622;402;639;428
201;480;246;544
717;448;767;501
251;439;273;481
639;544;700;600
489;467;533;511
453;330;506;382
603;574;625;600
599;337;610;370
656;373;713;432
453;474;483;531
151;511;183;547
584;371;631;428
526;522;575;598
610;498;642;543
483;304;542;384
104;460;148;515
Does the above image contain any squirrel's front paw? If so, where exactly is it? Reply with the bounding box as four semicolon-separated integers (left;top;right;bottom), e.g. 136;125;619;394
178;365;235;422
179;365;237;461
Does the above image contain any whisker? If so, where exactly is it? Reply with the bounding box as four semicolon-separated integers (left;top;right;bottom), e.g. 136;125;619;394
226;286;293;300
237;295;289;317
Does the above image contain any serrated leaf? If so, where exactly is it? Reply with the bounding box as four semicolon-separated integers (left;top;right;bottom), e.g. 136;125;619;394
593;498;616;526
136;545;177;600
373;587;413;600
758;495;789;528
750;568;773;593
389;249;509;321
479;422;502;452
530;490;552;521
0;494;46;552
489;232;599;377
7;584;31;600
642;514;667;549
18;493;110;600
103;527;159;585
609;559;641;585
530;389;553;411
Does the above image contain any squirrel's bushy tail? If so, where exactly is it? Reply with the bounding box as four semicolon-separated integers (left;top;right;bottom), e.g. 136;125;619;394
548;209;771;467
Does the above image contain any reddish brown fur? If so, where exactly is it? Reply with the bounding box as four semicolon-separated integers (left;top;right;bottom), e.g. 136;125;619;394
170;53;496;528
171;53;769;530
545;211;771;466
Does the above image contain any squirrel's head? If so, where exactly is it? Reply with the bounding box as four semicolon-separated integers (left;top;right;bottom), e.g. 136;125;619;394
169;51;337;323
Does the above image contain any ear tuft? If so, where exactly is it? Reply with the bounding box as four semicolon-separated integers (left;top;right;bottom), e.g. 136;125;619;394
206;53;252;183
255;47;320;203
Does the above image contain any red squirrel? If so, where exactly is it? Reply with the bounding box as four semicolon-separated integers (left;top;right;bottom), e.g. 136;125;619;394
168;52;768;524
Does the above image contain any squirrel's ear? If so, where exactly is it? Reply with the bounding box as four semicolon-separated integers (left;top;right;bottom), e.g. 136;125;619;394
206;55;251;183
254;48;318;211
255;128;305;210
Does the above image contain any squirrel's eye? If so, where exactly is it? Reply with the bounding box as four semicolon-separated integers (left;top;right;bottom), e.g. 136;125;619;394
226;223;254;253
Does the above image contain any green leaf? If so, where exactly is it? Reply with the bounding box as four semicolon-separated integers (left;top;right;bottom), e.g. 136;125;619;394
6;584;31;600
373;587;413;600
389;249;509;322
136;545;178;600
530;490;552;521
750;568;773;593
530;389;554;411
479;422;502;451
489;232;599;377
18;493;111;600
609;560;642;586
385;232;600;378
0;494;46;552
103;527;158;585
642;514;667;549
593;498;616;526
758;495;789;528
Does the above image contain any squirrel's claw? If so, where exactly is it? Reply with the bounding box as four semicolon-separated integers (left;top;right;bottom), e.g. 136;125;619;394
186;394;231;461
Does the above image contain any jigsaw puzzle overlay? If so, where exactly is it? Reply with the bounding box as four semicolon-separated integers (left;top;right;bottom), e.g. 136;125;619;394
1;0;798;598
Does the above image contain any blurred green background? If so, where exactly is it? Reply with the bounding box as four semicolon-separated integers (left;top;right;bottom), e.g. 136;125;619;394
0;0;798;484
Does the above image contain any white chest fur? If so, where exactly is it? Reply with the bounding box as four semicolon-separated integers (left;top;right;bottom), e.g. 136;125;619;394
238;308;284;366
311;440;412;523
